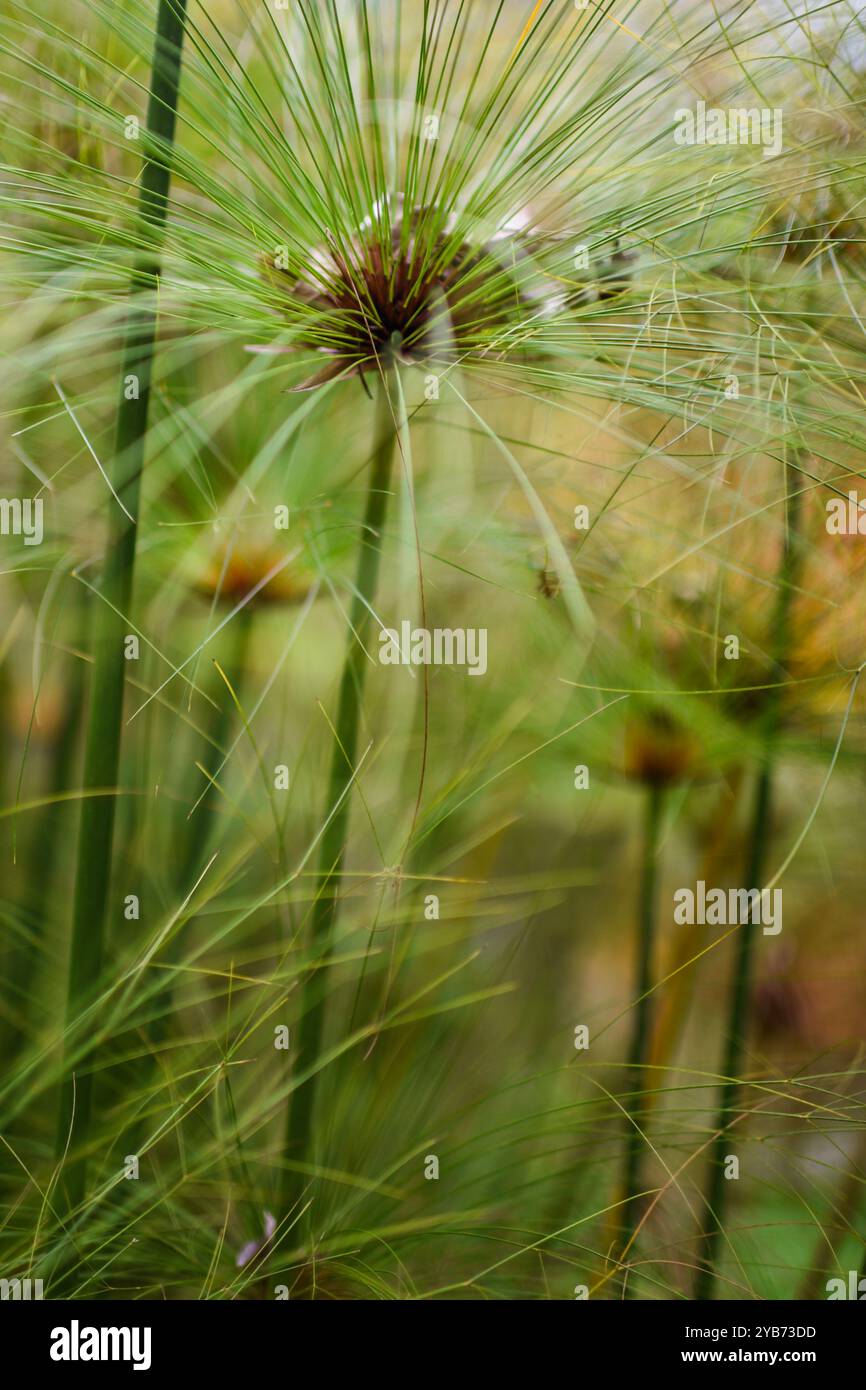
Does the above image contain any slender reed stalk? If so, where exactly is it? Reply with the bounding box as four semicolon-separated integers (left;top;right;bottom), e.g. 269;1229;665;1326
695;462;803;1299
799;1126;866;1299
111;608;253;1166
621;780;664;1295
155;608;254;1035
55;0;188;1213
2;631;86;1060
281;373;396;1223
1;588;87;1057
182;609;254;886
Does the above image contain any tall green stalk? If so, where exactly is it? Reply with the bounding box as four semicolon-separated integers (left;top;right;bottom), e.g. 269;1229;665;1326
798;1125;866;1299
695;462;803;1299
181;608;254;888
2;615;86;1062
154;608;255;1040
281;376;395;1223
110;609;253;1167
621;779;663;1295
55;0;188;1213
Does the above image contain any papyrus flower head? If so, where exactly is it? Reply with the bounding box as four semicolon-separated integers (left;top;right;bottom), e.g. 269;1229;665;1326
251;194;632;390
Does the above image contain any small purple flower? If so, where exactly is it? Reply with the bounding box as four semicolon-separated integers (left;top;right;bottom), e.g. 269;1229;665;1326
236;1210;276;1269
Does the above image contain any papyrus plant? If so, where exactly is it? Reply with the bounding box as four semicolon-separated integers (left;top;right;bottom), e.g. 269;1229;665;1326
2;0;866;1298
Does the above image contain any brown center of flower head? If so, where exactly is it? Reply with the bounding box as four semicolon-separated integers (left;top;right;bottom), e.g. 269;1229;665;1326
624;712;697;787
263;196;543;388
261;194;631;390
196;544;312;608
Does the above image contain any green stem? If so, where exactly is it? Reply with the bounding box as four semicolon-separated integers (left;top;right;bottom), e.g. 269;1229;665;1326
621;780;663;1295
798;1126;866;1299
1;631;86;1061
182;608;254;886
157;609;254;1033
695;461;803;1300
694;769;771;1300
111;609;253;1169
281;376;395;1224
55;0;188;1215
